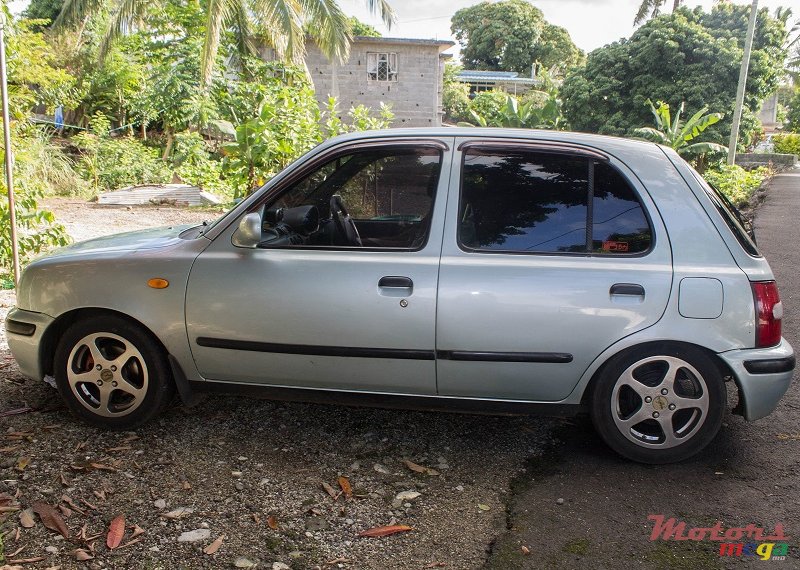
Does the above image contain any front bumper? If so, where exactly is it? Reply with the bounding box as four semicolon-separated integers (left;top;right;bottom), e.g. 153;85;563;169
5;307;54;381
719;338;795;421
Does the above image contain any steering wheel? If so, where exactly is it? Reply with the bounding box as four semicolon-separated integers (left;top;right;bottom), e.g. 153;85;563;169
329;195;362;246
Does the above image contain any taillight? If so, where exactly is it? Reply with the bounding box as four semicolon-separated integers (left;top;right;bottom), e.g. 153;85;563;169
752;281;782;348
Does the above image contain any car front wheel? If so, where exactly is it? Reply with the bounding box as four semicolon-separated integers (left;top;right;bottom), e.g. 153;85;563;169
54;315;174;429
590;344;726;464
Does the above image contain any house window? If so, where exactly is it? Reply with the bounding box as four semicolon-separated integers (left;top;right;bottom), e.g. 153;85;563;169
367;52;397;81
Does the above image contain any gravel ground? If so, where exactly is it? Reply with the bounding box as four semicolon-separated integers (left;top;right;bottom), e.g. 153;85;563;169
0;199;554;569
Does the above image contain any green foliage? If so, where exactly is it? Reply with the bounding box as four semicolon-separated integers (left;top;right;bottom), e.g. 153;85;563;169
13;126;86;196
773;134;800;156
467;91;510;126
451;0;545;73
0;126;72;273
222;86;323;198
703;164;770;207
786;89;800;133
23;0;64;27
349;16;381;37
172;131;227;194
442;64;471;124
461;93;563;130
73;113;171;193
534;24;585;72
562;6;787;149
633;100;726;156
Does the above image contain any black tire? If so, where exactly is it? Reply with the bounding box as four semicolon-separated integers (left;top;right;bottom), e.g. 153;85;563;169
590;343;726;464
54;314;175;429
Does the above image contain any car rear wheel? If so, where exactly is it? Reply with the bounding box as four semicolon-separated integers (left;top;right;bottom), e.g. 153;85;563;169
54;315;174;429
590;344;726;464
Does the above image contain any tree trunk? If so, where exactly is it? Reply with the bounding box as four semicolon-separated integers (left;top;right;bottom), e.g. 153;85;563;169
673;0;681;11
141;123;147;141
162;129;174;161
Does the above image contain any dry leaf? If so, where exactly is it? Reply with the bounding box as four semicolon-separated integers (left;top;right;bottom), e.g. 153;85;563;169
267;515;278;530
15;457;30;472
0;505;21;513
60;496;86;516
182;481;192;491
424;564;446;569
32;502;70;539
93;490;106;502
357;525;414;538
105;446;132;452
74;549;94;561
117;537;142;549
19;508;35;528
79;498;98;511
402;459;440;476
0;445;20;453
0;565;23;570
106;515;125;549
321;482;339;499
203;534;225;555
7;557;46;564
121;434;139;443
338;476;353;500
521;545;531;555
89;463;117;472
161;507;193;519
59;472;70;487
58;505;72;518
130;524;146;539
7;546;24;557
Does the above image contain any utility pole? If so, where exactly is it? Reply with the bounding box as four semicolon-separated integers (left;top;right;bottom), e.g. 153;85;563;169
727;0;759;165
0;13;19;286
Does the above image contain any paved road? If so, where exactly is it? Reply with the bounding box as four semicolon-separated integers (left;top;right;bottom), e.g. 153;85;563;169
486;167;800;570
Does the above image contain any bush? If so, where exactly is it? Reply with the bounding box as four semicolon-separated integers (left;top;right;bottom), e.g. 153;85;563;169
703;164;770;207
773;133;800;156
172;131;228;195
443;81;471;124
73;114;171;193
468;91;509;126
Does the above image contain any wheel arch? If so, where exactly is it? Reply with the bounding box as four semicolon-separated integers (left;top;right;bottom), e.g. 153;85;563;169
40;307;171;378
579;340;736;406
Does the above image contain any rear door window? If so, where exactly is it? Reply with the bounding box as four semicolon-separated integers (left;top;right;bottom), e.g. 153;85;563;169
459;148;652;255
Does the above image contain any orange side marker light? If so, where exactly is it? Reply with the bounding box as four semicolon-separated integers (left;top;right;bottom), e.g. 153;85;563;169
147;278;169;289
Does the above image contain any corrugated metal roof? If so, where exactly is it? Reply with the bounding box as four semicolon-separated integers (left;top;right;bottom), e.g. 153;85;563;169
458;70;521;79
98;184;223;206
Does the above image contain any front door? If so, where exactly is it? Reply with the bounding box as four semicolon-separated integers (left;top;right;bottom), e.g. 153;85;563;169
185;139;453;395
436;140;673;401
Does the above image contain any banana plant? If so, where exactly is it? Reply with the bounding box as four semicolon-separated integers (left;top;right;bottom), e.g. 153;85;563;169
634;100;726;156
458;93;564;130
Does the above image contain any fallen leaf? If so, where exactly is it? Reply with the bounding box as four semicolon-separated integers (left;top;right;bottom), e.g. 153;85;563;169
267;515;279;530
161;506;194;519
203;534;225;555
60;496;86;516
338;476;353;500
357;525;414;538
32;502;70;539
117;537;142;549
402;459;440;476
0;492;13;506
105;446;132;452
59;472;70;486
19;508;35;528
74;549;94;561
477;504;491;511
79;498;98;511
121;434;140;443
424;564;446;569
0;407;34;418
93;490;106;502
89;463;117;472
321;482;339;499
0;505;21;513
106;515;125;549
7;557;46;564
7;546;24;557
130;524;145;538
521;545;531;555
15;457;30;472
182;480;192;491
0;445;20;453
0;565;22;570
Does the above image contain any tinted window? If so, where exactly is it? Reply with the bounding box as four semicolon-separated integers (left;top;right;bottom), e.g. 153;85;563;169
592;162;652;254
459;149;652;255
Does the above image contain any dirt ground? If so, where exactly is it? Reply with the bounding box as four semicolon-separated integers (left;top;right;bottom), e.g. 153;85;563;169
0;199;554;569
1;183;799;569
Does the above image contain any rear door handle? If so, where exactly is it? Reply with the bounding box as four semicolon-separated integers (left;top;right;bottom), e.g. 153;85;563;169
379;276;413;289
610;283;645;296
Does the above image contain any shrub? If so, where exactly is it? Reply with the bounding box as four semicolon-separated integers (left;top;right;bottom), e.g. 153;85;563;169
773;133;800;156
703;164;770;207
468;91;509;126
172;131;228;196
73;114;171;193
443;81;471;124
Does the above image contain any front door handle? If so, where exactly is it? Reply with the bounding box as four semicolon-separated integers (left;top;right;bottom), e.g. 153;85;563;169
610;283;645;297
379;276;413;289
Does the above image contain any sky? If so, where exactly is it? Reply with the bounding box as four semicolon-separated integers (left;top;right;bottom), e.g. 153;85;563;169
342;0;795;55
6;0;795;56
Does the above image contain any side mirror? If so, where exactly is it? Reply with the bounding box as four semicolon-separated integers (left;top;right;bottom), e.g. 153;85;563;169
232;212;262;248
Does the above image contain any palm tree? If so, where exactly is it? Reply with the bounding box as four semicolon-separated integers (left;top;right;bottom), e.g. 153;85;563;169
634;0;683;26
55;0;395;86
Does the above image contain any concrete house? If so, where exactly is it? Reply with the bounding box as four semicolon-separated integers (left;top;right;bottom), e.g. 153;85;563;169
263;37;455;127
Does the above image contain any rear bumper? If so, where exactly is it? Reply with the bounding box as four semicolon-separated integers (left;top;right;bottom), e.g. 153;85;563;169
718;339;795;421
5;307;53;381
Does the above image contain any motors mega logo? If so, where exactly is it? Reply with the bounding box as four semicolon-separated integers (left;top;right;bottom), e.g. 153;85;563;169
648;514;791;561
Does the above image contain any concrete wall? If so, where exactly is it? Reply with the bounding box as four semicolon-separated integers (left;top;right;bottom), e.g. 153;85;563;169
303;42;446;127
736;153;798;168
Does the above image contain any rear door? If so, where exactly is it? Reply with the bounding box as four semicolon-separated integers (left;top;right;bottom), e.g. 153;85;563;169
436;140;673;401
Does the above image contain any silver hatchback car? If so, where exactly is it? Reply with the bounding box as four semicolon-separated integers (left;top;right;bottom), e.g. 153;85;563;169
5;128;794;463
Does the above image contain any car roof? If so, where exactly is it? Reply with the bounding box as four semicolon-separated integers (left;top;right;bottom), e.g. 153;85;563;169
323;127;663;155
